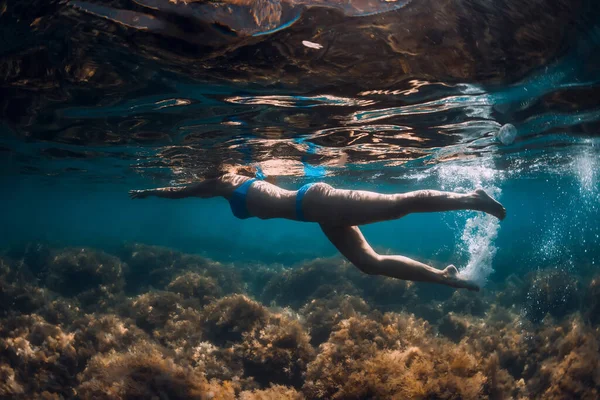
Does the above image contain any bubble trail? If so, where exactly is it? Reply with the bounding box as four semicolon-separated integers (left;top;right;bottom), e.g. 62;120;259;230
436;162;503;286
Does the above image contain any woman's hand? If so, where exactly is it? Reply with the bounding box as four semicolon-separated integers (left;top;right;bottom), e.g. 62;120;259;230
129;189;154;199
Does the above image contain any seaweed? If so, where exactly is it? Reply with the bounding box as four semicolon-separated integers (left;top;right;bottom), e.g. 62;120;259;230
303;313;487;399
0;314;79;398
71;314;149;361
239;313;315;388
189;341;243;382
239;385;305;400
119;243;244;295
4;243;52;280
261;257;417;311
0;363;24;397
119;243;195;293
123;291;199;336
0;280;48;317
584;275;600;326
261;258;362;309
76;341;237;400
526;315;600;399
442;290;490;317
303;314;420;399
167;271;222;306
521;268;582;323
462;307;535;381
45;248;125;310
1;243;599;399
300;295;371;346
38;297;84;326
437;312;470;343
201;295;270;346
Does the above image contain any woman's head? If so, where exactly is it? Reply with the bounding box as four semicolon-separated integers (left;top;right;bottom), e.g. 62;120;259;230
205;164;275;183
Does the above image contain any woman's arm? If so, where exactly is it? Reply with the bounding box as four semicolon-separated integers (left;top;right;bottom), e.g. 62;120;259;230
129;178;221;200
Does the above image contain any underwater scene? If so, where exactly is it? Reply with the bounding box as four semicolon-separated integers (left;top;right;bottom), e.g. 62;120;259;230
1;0;600;398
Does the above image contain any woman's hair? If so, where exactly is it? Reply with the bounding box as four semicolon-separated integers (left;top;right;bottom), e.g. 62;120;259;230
233;165;258;177
204;164;266;179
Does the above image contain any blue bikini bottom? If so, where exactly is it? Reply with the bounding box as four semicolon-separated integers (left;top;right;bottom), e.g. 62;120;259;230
295;183;316;221
229;178;257;219
229;180;316;221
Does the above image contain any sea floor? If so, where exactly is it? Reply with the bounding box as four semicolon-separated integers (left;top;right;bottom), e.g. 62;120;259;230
0;243;599;399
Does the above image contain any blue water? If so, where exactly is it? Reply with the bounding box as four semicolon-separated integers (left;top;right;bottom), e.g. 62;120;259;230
2;167;598;281
1;0;600;398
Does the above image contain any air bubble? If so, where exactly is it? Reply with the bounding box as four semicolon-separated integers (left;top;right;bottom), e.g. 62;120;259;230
495;123;517;145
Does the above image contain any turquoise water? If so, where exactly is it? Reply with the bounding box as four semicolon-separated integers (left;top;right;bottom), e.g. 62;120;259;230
1;0;600;398
2;168;598;280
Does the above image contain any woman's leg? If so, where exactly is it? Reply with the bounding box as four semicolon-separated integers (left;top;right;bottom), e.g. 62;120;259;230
320;224;479;291
303;184;505;226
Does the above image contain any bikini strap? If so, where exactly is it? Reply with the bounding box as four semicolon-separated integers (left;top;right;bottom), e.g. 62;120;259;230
296;183;316;222
255;165;266;180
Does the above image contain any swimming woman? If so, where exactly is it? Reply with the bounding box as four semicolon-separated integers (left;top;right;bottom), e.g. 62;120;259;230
129;170;506;291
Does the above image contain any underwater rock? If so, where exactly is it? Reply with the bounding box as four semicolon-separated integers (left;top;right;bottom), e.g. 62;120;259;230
0;363;24;396
156;306;205;356
239;385;305;400
484;352;522;400
0;257;11;279
38;297;83;327
0;280;48;318
442;290;490;317
303;313;487;399
438;312;470;343
262;257;418;311
460;307;600;397
239;313;315;388
303;315;404;399
200;295;315;388
120;243;244;295
189;341;244;383
4;243;53;280
261;258;361;309
0;261;85;326
76;341;237;400
521;268;582;323
71;314;148;362
167;271;222;306
239;263;284;299
1;243;600;398
0;314;79;398
410;302;446;324
0;257;55;319
526;315;600;399
357;274;418;312
201;295;270;346
494;273;525;310
300;295;371;346
123;291;198;336
120;243;192;292
462;307;534;382
584;275;600;326
343;345;486;399
45;248;125;309
303;313;429;398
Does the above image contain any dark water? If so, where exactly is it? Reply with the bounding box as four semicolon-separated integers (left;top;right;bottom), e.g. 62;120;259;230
1;0;600;398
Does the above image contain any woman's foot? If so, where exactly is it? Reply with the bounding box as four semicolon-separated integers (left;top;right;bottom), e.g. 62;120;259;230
472;189;506;220
442;265;480;291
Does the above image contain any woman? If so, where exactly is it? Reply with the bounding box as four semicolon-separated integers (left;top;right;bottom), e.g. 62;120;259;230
129;169;506;291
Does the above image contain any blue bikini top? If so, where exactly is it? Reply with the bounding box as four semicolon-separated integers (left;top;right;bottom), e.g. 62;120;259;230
228;178;316;221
